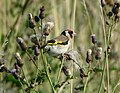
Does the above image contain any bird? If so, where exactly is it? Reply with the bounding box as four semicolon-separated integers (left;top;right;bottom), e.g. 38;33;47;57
44;29;76;57
101;0;114;7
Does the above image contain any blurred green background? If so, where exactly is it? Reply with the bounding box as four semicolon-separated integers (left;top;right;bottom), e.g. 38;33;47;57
0;0;120;93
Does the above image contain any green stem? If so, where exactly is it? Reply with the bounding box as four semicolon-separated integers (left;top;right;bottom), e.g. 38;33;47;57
57;57;64;82
106;13;114;93
21;67;29;87
18;78;25;93
39;15;56;93
107;23;113;46
70;0;77;91
98;57;106;93
84;71;90;93
40;50;56;93
106;52;110;93
112;79;120;93
58;80;69;93
99;2;111;93
34;56;40;91
26;51;38;68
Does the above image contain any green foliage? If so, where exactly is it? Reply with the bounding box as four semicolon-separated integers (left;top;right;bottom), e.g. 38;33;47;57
0;0;120;93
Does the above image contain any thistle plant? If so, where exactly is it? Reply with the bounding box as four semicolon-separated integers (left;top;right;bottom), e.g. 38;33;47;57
1;0;120;93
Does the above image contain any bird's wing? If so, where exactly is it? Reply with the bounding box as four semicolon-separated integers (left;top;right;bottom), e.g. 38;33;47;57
47;35;69;45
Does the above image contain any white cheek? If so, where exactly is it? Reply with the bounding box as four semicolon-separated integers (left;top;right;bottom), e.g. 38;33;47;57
66;32;69;37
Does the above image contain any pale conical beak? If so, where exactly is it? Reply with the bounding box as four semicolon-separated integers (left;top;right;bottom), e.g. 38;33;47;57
73;32;76;36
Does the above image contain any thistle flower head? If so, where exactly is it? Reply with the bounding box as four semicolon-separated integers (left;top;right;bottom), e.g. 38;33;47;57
39;6;45;19
43;22;54;36
34;16;40;22
86;49;93;64
10;69;19;79
91;34;97;44
28;13;35;28
15;52;23;67
95;47;102;60
30;34;42;45
16;37;27;51
33;45;40;56
28;13;33;20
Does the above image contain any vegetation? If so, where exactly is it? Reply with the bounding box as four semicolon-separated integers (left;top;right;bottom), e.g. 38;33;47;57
0;0;120;93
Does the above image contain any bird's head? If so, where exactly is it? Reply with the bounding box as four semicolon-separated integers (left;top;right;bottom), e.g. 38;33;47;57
61;29;76;39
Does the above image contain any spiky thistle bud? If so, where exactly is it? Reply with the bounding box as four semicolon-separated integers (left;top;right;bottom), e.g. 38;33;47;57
0;65;8;72
86;49;93;64
39;6;45;19
43;22;54;36
15;53;23;67
10;69;19;79
34;45;40;56
95;47;102;60
91;34;97;44
14;63;19;72
30;34;42;45
34;16;40;22
0;59;9;72
16;37;27;51
28;13;35;28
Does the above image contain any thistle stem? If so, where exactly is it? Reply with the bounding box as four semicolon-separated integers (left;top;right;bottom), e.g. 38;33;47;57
40;50;56;93
57;57;64;82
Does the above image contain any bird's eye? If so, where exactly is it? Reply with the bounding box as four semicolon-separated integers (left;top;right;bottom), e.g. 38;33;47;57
68;31;73;34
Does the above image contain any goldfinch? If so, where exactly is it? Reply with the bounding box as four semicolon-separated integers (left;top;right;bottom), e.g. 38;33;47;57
101;0;114;6
44;29;76;57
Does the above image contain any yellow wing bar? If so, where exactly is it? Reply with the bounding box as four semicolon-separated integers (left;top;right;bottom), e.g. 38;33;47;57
48;41;63;45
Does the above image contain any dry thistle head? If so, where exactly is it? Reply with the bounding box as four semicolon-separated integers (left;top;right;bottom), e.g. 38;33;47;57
86;49;93;64
0;58;10;72
43;22;54;36
28;13;33;20
33;45;40;56
16;37;27;51
95;47;102;60
91;34;97;44
30;34;42;45
10;69;19;79
0;61;6;72
14;63;19;72
0;66;9;72
34;16;40;22
28;13;35;29
15;52;23;67
39;6;45;19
